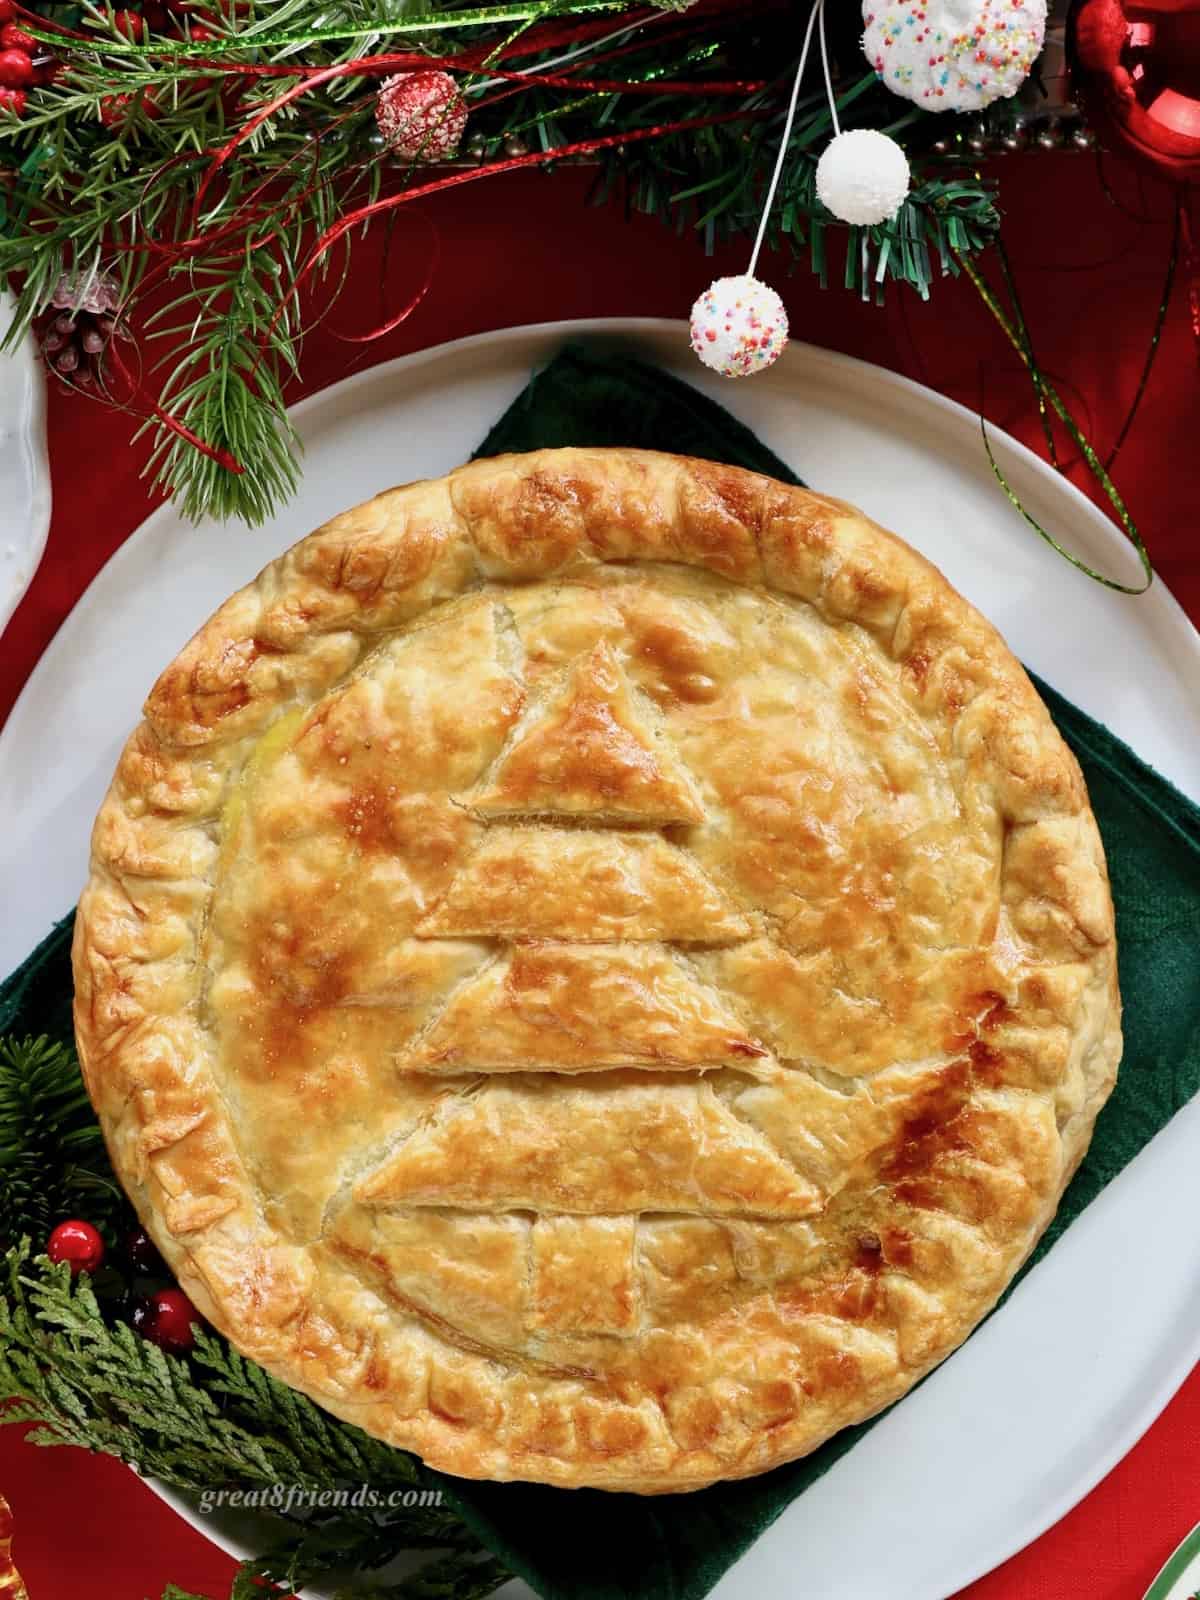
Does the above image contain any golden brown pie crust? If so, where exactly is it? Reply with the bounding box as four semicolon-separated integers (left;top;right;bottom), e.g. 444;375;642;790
72;448;1121;1492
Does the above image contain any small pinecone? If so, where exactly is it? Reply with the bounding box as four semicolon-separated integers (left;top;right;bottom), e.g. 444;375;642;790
35;272;126;390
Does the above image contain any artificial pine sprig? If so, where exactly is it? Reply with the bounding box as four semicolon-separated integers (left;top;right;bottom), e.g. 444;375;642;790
0;1035;127;1247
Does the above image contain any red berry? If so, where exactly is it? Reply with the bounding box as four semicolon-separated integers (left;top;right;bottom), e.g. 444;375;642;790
0;22;34;51
47;1219;106;1276
153;1288;199;1351
100;87;159;126
125;1226;166;1276
188;22;215;40
141;0;168;28
132;1287;199;1354
0;0;15;23
0;83;23;113
113;9;145;39
0;46;33;85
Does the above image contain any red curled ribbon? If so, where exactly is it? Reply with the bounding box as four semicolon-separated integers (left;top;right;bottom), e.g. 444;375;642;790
256;105;765;368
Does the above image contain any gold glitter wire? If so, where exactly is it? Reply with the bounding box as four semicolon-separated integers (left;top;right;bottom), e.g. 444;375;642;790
995;205;1179;477
956;247;1153;595
993;236;1060;470
747;0;822;279
0;1494;29;1600
1103;196;1180;472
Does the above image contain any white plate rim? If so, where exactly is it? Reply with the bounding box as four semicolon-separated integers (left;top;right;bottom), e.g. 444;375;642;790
3;317;1198;1600
0;301;52;638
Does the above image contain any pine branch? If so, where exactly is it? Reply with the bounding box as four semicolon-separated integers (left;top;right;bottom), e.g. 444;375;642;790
139;245;306;524
241;1516;508;1593
331;1552;514;1600
0;1036;129;1249
190;1332;417;1491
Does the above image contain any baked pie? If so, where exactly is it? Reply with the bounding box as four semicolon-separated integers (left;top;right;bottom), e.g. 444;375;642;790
73;448;1121;1492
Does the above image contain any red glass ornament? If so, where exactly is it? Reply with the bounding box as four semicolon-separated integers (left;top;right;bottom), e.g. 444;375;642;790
0;84;23;114
1068;0;1200;182
132;1287;200;1354
47;1219;106;1276
0;47;33;86
0;22;34;52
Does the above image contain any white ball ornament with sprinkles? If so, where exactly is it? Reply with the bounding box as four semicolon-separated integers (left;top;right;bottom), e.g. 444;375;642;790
375;71;468;163
689;275;788;379
862;0;1048;114
815;128;911;226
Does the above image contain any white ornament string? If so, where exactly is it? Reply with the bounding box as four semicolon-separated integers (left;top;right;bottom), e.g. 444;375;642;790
690;0;910;378
746;0;823;281
817;0;839;139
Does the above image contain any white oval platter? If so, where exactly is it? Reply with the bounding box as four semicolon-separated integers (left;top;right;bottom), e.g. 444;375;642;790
1;319;1198;1600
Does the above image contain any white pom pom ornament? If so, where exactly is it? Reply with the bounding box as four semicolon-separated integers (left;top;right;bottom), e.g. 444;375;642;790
815;128;910;226
862;0;1047;113
690;275;788;379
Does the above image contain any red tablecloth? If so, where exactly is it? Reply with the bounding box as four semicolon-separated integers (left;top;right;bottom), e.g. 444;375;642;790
1;154;1198;1599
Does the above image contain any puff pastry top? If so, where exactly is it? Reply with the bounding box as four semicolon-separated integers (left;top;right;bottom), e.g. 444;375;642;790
73;448;1121;1493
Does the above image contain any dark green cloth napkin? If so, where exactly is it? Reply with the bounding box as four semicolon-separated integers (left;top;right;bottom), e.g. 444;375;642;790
4;342;1200;1600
